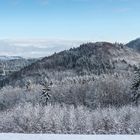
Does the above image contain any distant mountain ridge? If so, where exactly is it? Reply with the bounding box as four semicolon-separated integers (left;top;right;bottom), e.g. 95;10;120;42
126;38;140;52
0;56;23;61
0;57;38;80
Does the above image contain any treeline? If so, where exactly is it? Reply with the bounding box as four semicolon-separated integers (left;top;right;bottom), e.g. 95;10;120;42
0;73;133;110
0;103;140;134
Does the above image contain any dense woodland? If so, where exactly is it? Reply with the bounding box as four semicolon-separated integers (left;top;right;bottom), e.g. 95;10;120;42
0;40;140;134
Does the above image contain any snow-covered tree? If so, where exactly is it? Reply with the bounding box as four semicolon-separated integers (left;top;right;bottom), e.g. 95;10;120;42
25;80;32;91
40;78;53;105
131;66;140;105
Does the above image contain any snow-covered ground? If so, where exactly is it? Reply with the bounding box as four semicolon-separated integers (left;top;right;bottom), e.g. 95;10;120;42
0;134;140;140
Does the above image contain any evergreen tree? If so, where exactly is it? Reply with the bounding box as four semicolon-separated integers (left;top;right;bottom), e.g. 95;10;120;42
131;66;140;105
40;78;53;105
25;80;32;91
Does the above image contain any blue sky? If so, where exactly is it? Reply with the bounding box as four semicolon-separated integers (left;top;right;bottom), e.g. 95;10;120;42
0;0;139;57
0;0;140;43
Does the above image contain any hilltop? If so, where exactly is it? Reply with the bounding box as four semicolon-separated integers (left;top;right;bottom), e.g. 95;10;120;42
126;38;140;52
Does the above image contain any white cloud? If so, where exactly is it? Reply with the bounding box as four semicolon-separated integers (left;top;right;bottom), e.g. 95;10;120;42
0;39;83;58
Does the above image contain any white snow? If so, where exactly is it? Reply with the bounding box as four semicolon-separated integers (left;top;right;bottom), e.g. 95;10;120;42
0;134;140;140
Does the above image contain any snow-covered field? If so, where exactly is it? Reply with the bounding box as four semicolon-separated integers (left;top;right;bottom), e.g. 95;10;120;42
0;134;140;140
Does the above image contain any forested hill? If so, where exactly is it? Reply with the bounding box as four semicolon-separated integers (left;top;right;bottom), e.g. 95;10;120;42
0;42;140;87
126;38;140;53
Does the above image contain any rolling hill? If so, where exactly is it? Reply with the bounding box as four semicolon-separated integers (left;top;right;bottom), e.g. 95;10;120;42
126;38;140;52
0;42;140;87
0;57;37;81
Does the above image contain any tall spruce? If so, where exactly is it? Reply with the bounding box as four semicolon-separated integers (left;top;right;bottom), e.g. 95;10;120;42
131;66;140;105
40;78;53;105
25;80;32;91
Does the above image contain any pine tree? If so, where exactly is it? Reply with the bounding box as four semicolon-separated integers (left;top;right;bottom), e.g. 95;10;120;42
40;78;53;105
25;80;32;91
131;66;140;105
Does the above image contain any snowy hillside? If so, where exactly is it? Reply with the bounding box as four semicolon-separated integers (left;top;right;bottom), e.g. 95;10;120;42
0;42;140;135
1;42;140;87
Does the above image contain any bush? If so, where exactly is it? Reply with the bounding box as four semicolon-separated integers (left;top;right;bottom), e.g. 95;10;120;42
0;85;41;110
50;74;132;108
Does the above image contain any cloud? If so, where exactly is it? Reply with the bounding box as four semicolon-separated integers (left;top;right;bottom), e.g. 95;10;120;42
0;39;83;58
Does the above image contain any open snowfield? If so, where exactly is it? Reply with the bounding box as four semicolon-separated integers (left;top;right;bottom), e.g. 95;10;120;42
0;134;140;140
